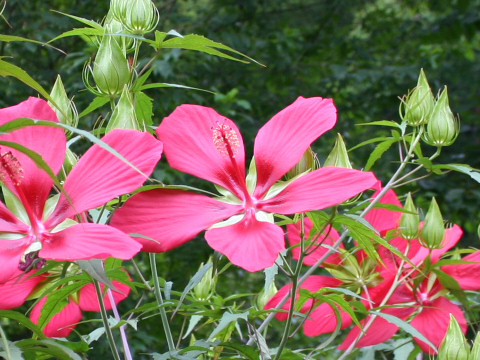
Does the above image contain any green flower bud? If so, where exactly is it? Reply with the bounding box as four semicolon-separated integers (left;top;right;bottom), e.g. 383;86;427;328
423;87;460;147
469;332;480;360
400;193;419;240
48;75;78;136
104;11;134;50
420;197;445;250
323;133;352;169
438;315;469;360
90;34;130;98
400;69;435;126
106;85;141;133
286;147;318;179
256;281;278;310
111;0;159;35
193;259;216;301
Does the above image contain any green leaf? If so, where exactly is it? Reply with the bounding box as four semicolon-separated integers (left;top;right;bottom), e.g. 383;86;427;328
48;27;103;43
76;259;115;290
0;311;45;338
51;11;103;30
182;315;203;339
365;138;397;171
207;311;249;341
219;342;260;360
357;120;402;129
436;164;480;183
15;339;82;360
174;262;213;315
0;340;23;360
134;91;154;127
139;82;214;94
0;34;63;52
370;310;437;352
78;96;110;118
349;136;392;151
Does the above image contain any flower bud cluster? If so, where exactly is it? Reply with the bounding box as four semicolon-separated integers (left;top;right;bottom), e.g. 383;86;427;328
400;69;460;147
110;0;159;36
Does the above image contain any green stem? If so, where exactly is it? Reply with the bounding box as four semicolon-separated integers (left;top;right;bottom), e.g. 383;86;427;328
149;253;176;352
0;324;11;360
93;280;121;360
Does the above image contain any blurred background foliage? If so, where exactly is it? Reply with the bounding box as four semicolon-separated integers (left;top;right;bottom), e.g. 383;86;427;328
1;0;480;357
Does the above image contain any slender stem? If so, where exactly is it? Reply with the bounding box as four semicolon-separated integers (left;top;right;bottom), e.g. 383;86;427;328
107;289;133;360
132;41;141;71
149;253;176;352
248;129;425;345
93;280;122;360
0;324;11;360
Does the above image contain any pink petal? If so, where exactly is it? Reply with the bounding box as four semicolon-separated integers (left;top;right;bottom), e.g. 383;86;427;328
253;97;337;198
40;223;141;261
0;98;65;218
303;302;352;336
78;278;130;312
0;238;28;283
410;297;467;354
364;189;402;235
0;270;44;309
47;130;162;227
110;189;241;252
205;211;285;272
259;167;377;214
156;105;247;200
0;201;29;233
409;225;463;266
264;275;342;321
287;217;342;266
30;297;82;338
442;250;480;290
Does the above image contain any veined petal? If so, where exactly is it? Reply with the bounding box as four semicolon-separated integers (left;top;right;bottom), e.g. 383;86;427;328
259;167;377;214
47;130;162;227
364;188;402;235
0;201;29;233
0;98;65;218
30;297;81;338
264;275;342;321
40;223;141;261
410;297;467;354
253;97;336;198
205;211;285;272
78;278;130;312
0;270;44;309
287;217;342;266
303;302;352;336
441;250;480;290
0;238;28;283
110;189;241;252
156;105;247;199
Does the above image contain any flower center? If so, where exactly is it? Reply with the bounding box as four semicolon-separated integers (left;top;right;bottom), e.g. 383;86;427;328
212;121;240;159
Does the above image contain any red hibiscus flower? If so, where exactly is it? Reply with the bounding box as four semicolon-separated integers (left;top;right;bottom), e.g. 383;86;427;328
111;97;377;272
0;97;162;282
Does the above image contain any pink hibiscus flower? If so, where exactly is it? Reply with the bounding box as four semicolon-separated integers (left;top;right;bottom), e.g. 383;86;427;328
111;97;377;272
0;97;162;282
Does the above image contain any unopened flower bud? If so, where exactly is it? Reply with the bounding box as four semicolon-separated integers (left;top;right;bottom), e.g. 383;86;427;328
106;85;141;133
423;87;459;147
91;35;130;98
256;282;278;310
104;11;134;50
323;133;352;169
438;315;469;360
286;147;318;179
48;75;78;136
420;197;445;249
469;332;480;360
111;0;159;35
401;69;435;126
400;193;419;240
193;259;216;301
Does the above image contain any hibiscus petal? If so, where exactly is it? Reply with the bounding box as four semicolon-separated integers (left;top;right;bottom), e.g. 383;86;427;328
78;279;130;312
40;223;141;261
47;129;162;227
156;105;247;200
364;188;402;235
442;250;480;290
303;302;352;336
264;275;342;321
0;97;65;218
253;97;336;198
410;297;467;354
0;238;27;283
205;211;285;272
0;270;44;309
287;217;342;266
110;189;241;252
0;201;29;233
30;297;82;337
259;167;377;214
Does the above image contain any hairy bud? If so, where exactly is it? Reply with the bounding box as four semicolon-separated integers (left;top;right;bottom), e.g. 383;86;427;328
423;87;460;147
420;197;445;250
400;69;435;126
399;193;419;240
438;315;469;360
